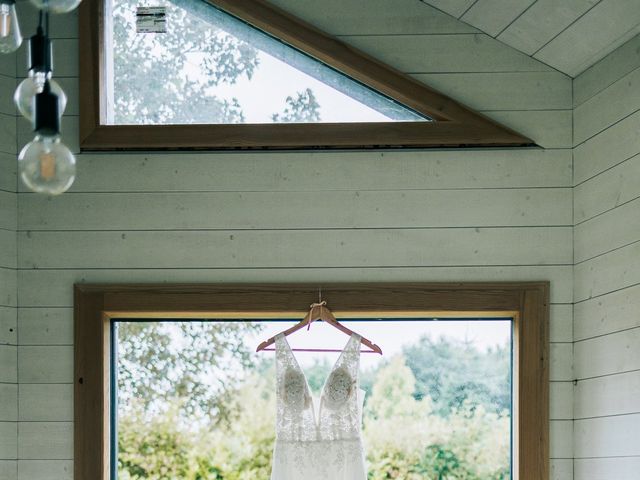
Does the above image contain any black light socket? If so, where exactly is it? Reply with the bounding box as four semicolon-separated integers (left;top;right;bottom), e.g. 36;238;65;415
27;27;53;73
33;82;60;137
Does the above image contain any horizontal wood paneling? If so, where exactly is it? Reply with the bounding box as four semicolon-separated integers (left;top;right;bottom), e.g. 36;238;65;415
574;457;640;480
18;460;73;480
19;189;572;231
574;35;640;107
550;344;573;382
574;65;640;144
550;304;573;343
461;0;534;37
20;149;572;193
17;265;574;307
498;0;600;57
574;327;640;380
18;227;572;269
0;191;17;230
550;381;573;420
549;420;573;458
575;370;640;419
0;423;17;459
0;268;17;308
18;309;72;346
269;0;479;35
19;384;73;422
574;284;640;341
551;459;573;480
344;34;553;73
574;154;640;223
0;307;17;345
0;461;16;480
17;423;73;460
0;153;16;193
0;346;16;383
534;0;640;76
0;113;17;155
414;72;572;111
574;199;640;263
17;347;73;384
0;230;16;269
573;241;640;302
485;110;572;149
0;384;17;421
419;0;476;18
575;413;640;458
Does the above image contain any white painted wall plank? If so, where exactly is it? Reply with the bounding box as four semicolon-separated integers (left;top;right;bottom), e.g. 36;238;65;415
414;72;571;110
17;460;73;480
0;230;16;269
574;457;640;480
344;34;553;73
551;459;573;480
550;381;573;420
0;191;17;231
550;344;573;382
574;327;640;380
485;110;572;149
550;304;573;343
0;384;17;421
574;65;640;144
550;420;573;458
0;268;17;308
418;0;476;18
0;346;16;383
17;346;73;384
0;307;17;346
17;265;574;307
18;384;72;422
461;0;534;37
17;422;72;460
574;198;640;263
575;370;640;419
0;423;17;459
0;153;16;193
498;0;600;57
535;0;640;77
575;413;640;458
0;113;17;155
41;149;572;193
574;35;640;107
18;227;572;269
574;284;640;341
573;241;640;302
19;189;572;231
574;110;640;184
0;461;16;480
268;0;479;35
18;309;72;346
574;154;640;223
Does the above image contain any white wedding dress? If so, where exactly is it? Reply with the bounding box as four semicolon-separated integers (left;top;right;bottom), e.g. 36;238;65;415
270;332;368;479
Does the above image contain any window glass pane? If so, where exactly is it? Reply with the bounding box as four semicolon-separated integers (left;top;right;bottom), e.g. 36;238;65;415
113;318;512;479
105;0;431;124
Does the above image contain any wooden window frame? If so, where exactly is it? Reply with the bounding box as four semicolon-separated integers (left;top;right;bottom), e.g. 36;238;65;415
78;0;533;150
74;281;549;480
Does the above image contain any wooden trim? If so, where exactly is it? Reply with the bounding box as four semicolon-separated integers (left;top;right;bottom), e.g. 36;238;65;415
78;0;533;150
74;281;549;480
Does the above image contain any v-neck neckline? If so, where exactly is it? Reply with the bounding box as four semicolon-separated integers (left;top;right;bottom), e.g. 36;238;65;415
278;332;358;428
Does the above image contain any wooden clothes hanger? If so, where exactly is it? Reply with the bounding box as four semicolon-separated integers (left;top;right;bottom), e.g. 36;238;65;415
256;301;383;354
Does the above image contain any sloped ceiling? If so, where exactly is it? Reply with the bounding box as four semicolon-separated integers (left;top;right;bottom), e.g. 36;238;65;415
421;0;640;77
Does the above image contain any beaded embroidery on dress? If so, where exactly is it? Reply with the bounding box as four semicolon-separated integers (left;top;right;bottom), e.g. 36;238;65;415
270;332;367;479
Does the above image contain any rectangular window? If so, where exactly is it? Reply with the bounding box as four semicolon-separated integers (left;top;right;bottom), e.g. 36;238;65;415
111;317;513;479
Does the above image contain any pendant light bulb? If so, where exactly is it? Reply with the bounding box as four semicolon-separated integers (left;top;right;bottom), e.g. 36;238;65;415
19;134;76;195
29;0;82;14
0;0;22;53
14;75;66;122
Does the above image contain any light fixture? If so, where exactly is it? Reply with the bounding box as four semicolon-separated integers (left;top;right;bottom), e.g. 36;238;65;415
18;80;76;195
30;0;82;14
0;0;22;53
14;26;67;121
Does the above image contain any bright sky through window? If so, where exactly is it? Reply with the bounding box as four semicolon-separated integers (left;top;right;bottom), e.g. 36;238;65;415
106;0;430;125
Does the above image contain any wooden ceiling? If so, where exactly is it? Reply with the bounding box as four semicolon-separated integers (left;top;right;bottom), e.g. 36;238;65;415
420;0;640;77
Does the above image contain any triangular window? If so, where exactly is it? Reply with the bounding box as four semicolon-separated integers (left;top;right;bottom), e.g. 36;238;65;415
106;0;429;125
81;0;531;149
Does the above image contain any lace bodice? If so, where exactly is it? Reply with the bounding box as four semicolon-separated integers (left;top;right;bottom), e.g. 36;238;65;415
271;333;367;479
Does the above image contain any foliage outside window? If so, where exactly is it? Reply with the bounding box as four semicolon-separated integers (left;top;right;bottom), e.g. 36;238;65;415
114;319;512;479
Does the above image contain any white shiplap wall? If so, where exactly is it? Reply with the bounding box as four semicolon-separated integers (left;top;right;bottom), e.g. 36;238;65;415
573;32;640;480
0;44;17;480
9;1;575;479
